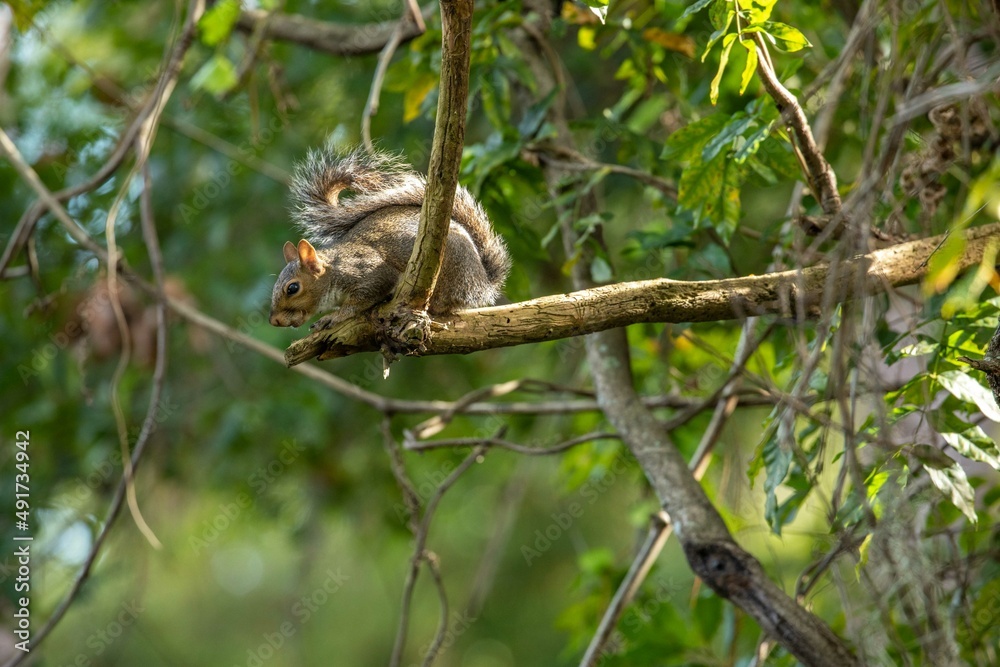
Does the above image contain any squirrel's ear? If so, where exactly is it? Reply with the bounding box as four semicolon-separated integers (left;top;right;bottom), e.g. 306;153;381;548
297;239;324;276
283;241;298;263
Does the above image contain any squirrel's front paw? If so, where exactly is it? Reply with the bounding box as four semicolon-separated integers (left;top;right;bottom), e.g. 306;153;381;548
310;314;341;331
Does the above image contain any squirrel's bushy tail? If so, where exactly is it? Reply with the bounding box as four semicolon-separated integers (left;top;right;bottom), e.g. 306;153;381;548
291;145;510;290
291;146;424;245
451;186;512;291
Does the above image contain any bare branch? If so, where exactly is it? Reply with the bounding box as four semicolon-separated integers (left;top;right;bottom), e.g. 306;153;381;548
421;553;450;667
391;0;474;318
236;5;432;57
754;34;842;216
389;436;488;667
579;512;672;667
404;431;619;455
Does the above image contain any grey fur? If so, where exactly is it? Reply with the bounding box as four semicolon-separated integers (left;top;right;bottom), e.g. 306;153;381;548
289;146;511;288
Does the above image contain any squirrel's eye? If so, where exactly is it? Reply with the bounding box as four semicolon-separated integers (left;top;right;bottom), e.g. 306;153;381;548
286;282;300;296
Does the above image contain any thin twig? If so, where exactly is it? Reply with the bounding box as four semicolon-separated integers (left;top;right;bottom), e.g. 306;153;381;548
363;0;424;151
382;419;421;532
405;431;619;455
0;6;204;660
389;440;488;667
421;553;450;667
538;153;677;199
409;379;526;438
579;511;671;667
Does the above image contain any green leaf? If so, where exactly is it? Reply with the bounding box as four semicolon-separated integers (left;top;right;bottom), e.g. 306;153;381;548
924;462;978;523
770;471;811;533
662;114;729;162
855;533;873;578
710;34;738;105
702;112;752;161
866;469;891;508
910;444;957;470
678;151;741;236
709;0;734;30
940;427;1000;471
590;256;613;282
734;120;775;163
761;431;793;534
739;40;757;94
517;89;557;138
763;22;812;52
191;54;239;96
935;370;1000;422
754;137;801;179
747;0;778;23
745;156;777;184
680;0;717;20
702;8;734;61
199;0;241;47
899;340;937;357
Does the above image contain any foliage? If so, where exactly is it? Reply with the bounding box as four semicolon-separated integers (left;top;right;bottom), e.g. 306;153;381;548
0;1;998;666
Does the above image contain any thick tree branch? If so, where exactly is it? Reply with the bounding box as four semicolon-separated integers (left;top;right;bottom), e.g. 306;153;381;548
284;223;1000;365
236;6;432;57
392;0;474;314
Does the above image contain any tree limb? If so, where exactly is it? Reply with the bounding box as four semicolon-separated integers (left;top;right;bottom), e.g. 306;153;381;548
236;5;433;57
754;33;842;216
391;0;474;315
284;222;1000;365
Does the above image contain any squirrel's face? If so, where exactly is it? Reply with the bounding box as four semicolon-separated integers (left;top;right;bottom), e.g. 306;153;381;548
269;240;326;327
270;264;309;327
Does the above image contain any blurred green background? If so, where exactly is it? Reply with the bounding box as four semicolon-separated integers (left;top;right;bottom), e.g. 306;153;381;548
1;1;998;666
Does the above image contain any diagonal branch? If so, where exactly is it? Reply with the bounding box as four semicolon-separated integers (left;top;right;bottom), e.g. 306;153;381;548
754;33;842;216
284;223;1000;364
363;0;427;151
387;430;488;667
391;0;474;315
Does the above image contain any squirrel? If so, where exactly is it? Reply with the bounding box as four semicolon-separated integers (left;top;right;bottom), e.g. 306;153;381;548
269;147;511;329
